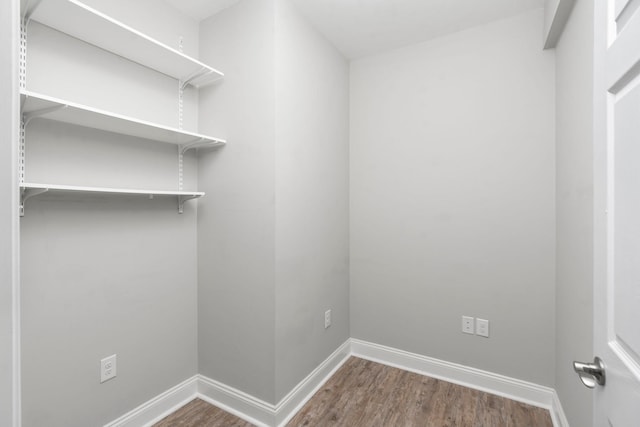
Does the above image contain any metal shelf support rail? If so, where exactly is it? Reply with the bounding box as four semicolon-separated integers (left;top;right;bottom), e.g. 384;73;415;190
177;137;209;193
19;104;68;212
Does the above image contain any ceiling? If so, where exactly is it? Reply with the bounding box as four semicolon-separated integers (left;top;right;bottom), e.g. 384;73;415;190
167;0;544;59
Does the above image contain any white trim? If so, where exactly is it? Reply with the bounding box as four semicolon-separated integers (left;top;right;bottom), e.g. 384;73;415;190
196;339;351;427
11;95;21;427
7;0;21;425
274;340;350;427
103;376;198;427
103;340;352;427
351;338;555;411
196;375;274;427
104;338;564;427
550;390;570;427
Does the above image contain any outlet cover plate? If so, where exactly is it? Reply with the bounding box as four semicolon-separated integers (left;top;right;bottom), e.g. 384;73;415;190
101;354;117;383
324;309;331;329
462;316;474;334
476;318;489;337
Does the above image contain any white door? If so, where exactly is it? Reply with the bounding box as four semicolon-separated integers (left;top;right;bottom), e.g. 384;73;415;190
591;0;640;425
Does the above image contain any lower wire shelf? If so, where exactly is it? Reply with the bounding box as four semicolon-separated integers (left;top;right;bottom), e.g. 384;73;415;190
19;183;204;216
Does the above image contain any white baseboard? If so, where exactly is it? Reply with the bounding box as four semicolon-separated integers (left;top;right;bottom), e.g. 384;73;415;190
197;339;351;427
103;375;198;427
196;375;274;427
550;390;570;427
274;340;351;427
351;338;555;411
105;338;567;427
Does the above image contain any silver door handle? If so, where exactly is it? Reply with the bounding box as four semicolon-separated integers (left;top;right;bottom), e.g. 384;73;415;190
573;357;606;388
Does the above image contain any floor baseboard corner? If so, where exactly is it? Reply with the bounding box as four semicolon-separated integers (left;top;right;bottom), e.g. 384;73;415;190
196;375;275;427
274;339;351;427
196;338;351;427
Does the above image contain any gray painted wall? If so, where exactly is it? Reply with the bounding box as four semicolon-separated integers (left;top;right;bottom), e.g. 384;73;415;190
198;0;350;404
274;0;350;402
0;1;19;426
198;0;278;404
554;0;594;425
20;2;201;426
350;9;557;386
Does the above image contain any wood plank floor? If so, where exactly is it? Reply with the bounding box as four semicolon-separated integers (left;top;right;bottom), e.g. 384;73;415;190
152;357;553;426
153;398;253;427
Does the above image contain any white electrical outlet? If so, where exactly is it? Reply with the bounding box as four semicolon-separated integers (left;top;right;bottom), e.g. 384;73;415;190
324;309;332;329
476;318;489;338
100;354;117;383
462;316;474;334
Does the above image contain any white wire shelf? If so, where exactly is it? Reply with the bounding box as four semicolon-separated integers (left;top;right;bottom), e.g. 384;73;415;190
24;0;224;87
21;89;226;148
20;183;204;216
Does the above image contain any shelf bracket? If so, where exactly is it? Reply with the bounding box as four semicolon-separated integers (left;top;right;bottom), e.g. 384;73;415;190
177;194;199;214
20;187;48;217
180;138;209;155
178;68;210;130
181;138;225;155
23;104;68;127
180;68;211;91
178;137;225;190
19;104;67;189
179;138;208;191
177;137;217;191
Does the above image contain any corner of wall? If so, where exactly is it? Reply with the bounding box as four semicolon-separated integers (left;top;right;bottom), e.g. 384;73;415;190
553;0;595;425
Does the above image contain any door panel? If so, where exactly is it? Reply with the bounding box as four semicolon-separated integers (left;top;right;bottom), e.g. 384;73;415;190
595;0;640;425
615;0;640;34
612;78;640;364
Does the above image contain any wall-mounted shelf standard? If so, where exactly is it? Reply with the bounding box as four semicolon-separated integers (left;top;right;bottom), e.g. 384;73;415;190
21;90;226;147
20;183;204;216
23;0;224;87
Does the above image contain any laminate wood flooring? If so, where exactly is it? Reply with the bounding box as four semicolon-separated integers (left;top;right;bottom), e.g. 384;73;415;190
152;357;553;426
153;398;253;427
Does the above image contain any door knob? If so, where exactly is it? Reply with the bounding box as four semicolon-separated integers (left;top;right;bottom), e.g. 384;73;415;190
573;357;606;388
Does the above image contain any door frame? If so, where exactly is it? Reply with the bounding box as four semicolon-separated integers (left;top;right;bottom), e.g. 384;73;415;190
1;0;21;426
